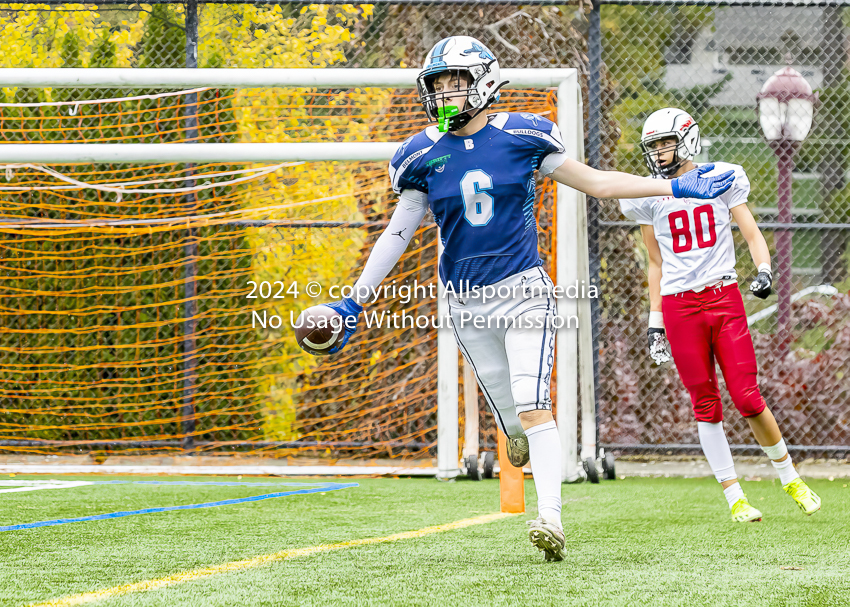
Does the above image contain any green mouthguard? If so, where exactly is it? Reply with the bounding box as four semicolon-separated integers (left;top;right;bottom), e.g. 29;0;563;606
437;106;459;133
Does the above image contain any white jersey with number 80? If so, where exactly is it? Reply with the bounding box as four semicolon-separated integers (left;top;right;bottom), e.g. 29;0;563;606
619;162;750;296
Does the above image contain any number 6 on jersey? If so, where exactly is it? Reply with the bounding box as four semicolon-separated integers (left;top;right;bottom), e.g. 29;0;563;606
461;169;494;226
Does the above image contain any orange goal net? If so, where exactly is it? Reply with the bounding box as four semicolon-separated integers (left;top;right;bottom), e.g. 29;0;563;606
0;84;558;460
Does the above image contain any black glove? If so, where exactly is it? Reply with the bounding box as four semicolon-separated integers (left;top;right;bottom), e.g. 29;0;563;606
647;327;671;365
750;269;773;299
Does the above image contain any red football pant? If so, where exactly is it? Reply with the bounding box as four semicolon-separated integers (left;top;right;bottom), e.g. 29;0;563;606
662;284;766;423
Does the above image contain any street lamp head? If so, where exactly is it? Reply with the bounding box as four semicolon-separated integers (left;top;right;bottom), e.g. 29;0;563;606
756;66;817;144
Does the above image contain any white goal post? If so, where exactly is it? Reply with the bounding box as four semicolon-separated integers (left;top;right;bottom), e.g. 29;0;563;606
0;68;593;482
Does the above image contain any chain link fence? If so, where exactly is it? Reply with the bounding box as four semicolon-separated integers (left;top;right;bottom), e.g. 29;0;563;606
0;1;846;458
591;1;849;456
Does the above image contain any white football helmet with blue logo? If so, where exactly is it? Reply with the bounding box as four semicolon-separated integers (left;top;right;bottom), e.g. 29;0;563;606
417;36;508;132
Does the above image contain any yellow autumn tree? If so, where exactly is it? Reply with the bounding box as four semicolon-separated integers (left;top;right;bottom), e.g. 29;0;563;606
0;3;383;446
198;3;383;441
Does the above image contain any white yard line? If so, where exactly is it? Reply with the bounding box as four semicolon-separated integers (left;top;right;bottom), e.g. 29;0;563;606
0;465;438;477
0;480;93;494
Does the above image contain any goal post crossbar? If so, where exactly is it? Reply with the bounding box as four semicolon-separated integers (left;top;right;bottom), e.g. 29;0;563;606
0;67;575;165
0;68;590;483
0;68;577;89
0;143;402;164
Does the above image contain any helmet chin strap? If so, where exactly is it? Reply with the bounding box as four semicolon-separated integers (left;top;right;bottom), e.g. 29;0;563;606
437;99;480;133
445;106;480;132
658;153;686;178
435;76;510;133
658;160;684;179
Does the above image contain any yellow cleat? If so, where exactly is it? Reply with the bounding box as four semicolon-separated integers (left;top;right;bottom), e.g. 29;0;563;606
730;497;763;523
783;478;821;516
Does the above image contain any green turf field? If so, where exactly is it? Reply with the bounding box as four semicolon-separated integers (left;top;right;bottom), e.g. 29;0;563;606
1;475;847;607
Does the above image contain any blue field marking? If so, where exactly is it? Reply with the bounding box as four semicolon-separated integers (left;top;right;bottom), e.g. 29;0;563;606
0;482;357;532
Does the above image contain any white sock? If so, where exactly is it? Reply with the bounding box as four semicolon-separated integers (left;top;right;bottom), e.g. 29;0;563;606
761;438;801;486
697;421;738;484
723;482;745;509
525;420;562;528
771;456;800;486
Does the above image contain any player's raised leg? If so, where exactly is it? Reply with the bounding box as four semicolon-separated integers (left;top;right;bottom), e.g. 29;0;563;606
750;415;821;516
447;297;525;442
711;287;821;516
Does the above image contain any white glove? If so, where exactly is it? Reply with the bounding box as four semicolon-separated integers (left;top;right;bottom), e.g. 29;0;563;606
647;311;671;365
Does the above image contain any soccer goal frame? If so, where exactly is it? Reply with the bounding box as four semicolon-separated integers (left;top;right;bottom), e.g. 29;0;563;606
0;68;594;483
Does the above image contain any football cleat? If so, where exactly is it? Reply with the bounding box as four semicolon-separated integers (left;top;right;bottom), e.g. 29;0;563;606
506;434;530;468
783;478;821;516
730;497;763;523
527;517;567;562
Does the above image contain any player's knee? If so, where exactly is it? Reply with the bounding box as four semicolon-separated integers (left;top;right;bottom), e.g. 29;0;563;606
476;371;507;393
692;398;723;424
734;390;767;418
694;410;723;424
519;408;554;431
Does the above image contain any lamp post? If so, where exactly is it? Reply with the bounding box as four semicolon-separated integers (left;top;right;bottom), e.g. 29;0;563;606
756;66;816;352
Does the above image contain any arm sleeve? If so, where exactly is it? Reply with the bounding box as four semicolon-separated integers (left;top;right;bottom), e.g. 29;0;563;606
724;168;751;209
619;197;654;225
351;189;428;305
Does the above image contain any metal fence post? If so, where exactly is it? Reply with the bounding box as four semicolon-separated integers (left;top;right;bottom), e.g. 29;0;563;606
587;0;603;456
182;0;200;452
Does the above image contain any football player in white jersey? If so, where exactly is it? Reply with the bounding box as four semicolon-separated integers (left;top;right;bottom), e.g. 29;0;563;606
318;39;737;561
620;108;821;522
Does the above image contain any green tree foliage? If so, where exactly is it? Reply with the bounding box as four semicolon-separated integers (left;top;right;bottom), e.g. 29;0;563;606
138;4;186;69
602;6;716;175
602;5;713;93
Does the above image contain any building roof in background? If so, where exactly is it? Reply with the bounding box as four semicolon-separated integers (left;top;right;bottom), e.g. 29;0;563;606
662;8;829;108
665;64;822;108
713;7;824;51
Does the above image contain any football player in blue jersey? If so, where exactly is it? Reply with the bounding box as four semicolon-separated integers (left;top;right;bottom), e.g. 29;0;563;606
322;36;735;562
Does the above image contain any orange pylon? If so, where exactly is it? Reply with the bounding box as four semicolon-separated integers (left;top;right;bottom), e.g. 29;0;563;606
497;430;525;513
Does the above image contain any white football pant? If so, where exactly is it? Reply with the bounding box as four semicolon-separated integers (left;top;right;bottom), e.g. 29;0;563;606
447;266;557;438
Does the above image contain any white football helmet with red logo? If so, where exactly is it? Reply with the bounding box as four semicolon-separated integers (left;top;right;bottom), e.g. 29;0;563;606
640;108;701;178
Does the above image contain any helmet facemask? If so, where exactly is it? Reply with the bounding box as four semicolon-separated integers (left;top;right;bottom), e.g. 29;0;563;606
417;65;499;133
640;136;690;179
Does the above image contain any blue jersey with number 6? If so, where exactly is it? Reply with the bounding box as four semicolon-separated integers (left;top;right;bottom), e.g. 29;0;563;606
388;112;566;288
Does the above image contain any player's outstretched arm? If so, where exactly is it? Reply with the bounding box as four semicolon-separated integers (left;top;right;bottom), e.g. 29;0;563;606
323;190;428;353
640;225;671;365
547;158;735;200
731;203;773;299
